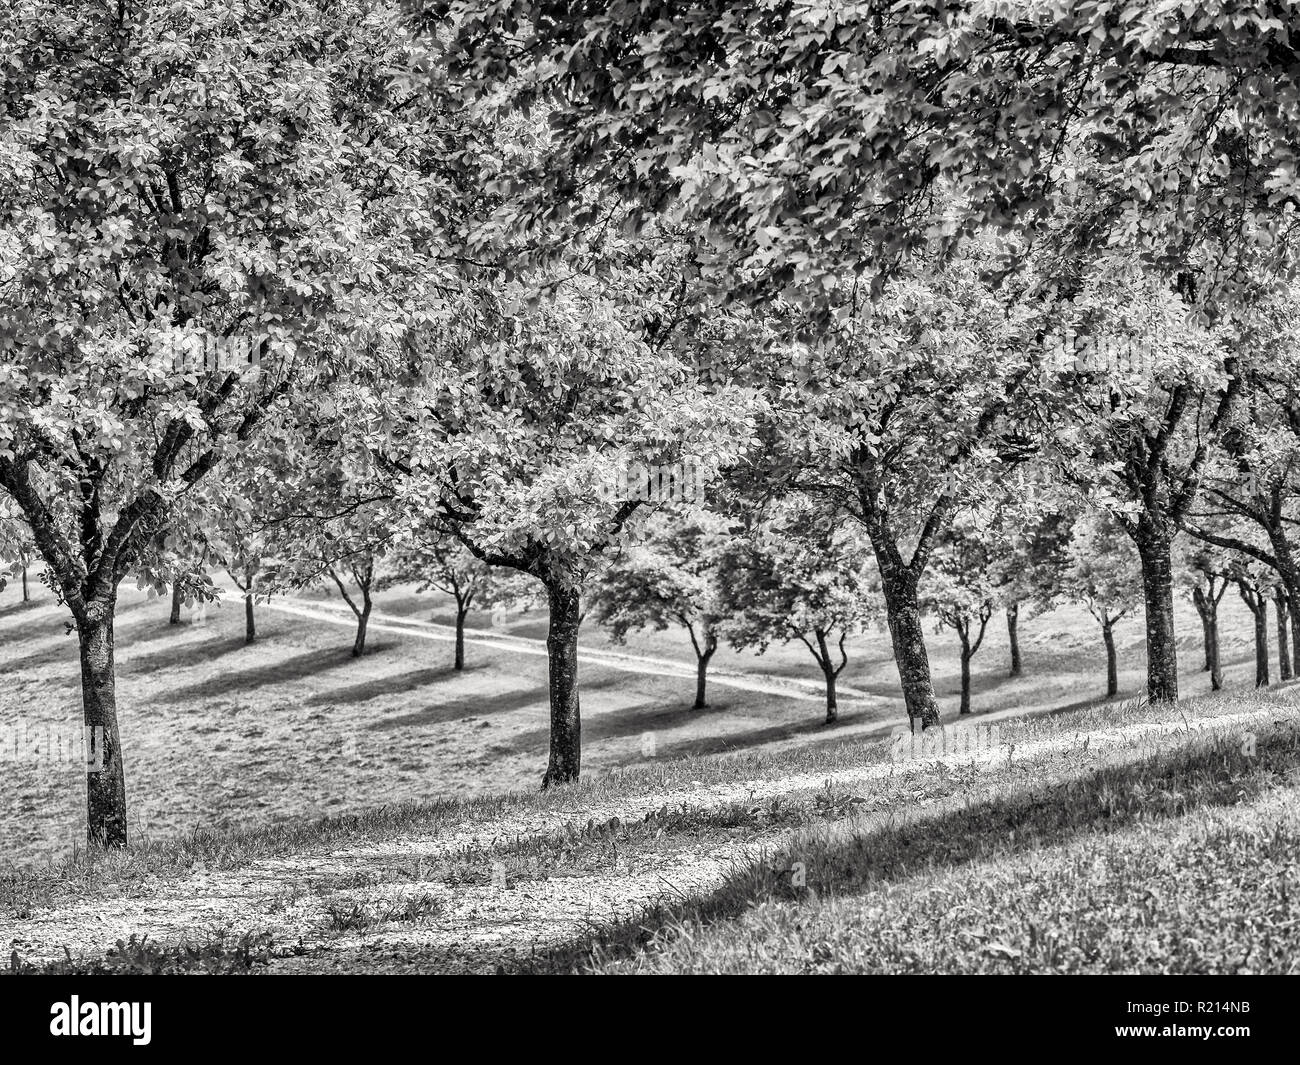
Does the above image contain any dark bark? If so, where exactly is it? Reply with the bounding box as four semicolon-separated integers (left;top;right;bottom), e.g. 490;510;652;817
20;564;28;601
244;593;256;644
1132;522;1179;703
1192;587;1213;671
454;603;468;671
1006;602;1022;677
1191;585;1223;690
352;597;371;658
77;607;127;848
1102;616;1118;697
693;631;717;710
1290;597;1300;679
541;582;582;787
814;629;840;724
959;637;973;714
877;567;941;728
1238;581;1270;688
1275;588;1293;680
169;581;182;624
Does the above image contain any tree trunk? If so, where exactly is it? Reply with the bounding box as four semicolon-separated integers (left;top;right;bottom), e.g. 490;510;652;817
878;567;941;728
959;640;973;715
1102;619;1118;697
694;637;716;710
1251;599;1270;688
352;593;371;658
76;608;128;848
542;582;582;788
1275;590;1292;681
244;593;256;644
1290;597;1300;681
20;564;28;601
169;582;182;625
1192;588;1213;671
1005;603;1022;677
1207;611;1222;692
1133;524;1179;703
454;604;468;671
815;629;838;724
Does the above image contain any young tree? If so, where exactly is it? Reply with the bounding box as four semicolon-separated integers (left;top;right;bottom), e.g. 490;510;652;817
717;499;875;725
589;510;732;709
1179;545;1231;692
382;531;499;670
921;521;999;717
1062;512;1142;699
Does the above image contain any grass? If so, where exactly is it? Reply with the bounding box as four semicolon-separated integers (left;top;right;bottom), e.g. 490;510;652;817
6;688;1284;919
536;715;1300;973
9;932;275;975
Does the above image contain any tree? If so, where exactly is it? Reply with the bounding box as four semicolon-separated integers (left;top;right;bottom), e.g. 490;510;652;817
369;219;763;786
921;521;999;717
1179;544;1231;692
717;498;875;725
759;244;1044;729
382;531;504;670
1062;511;1142;699
0;0;466;845
590;510;732;709
1231;558;1275;689
1039;257;1241;704
984;483;1074;680
446;3;1300;308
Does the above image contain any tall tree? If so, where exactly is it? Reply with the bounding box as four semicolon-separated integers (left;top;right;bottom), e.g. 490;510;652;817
0;0;458;845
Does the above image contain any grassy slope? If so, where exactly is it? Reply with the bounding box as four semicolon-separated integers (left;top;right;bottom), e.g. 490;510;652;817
0;568;1269;871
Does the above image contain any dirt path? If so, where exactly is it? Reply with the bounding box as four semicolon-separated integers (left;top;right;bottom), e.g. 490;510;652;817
5;704;1287;974
266;597;877;704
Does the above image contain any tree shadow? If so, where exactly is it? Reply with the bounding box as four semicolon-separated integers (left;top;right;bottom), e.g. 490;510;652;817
512;718;1300;972
154;643;401;702
307;664;489;708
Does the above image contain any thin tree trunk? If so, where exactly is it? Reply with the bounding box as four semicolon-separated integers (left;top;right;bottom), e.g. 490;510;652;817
1133;524;1179;703
20;564;28;601
454;602;468;670
815;630;838;724
1006;603;1022;677
353;597;371;658
1276;589;1292;680
1207;610;1222;692
1192;587;1213;671
959;638;973;715
244;593;256;644
1252;600;1269;688
878;567;941;729
1102;618;1118;697
542;582;582;788
77;607;127;848
169;582;182;625
694;635;716;710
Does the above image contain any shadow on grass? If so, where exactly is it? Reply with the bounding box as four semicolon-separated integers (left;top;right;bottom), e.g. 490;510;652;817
154;643;401;702
304;664;489;707
514;717;1300;973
